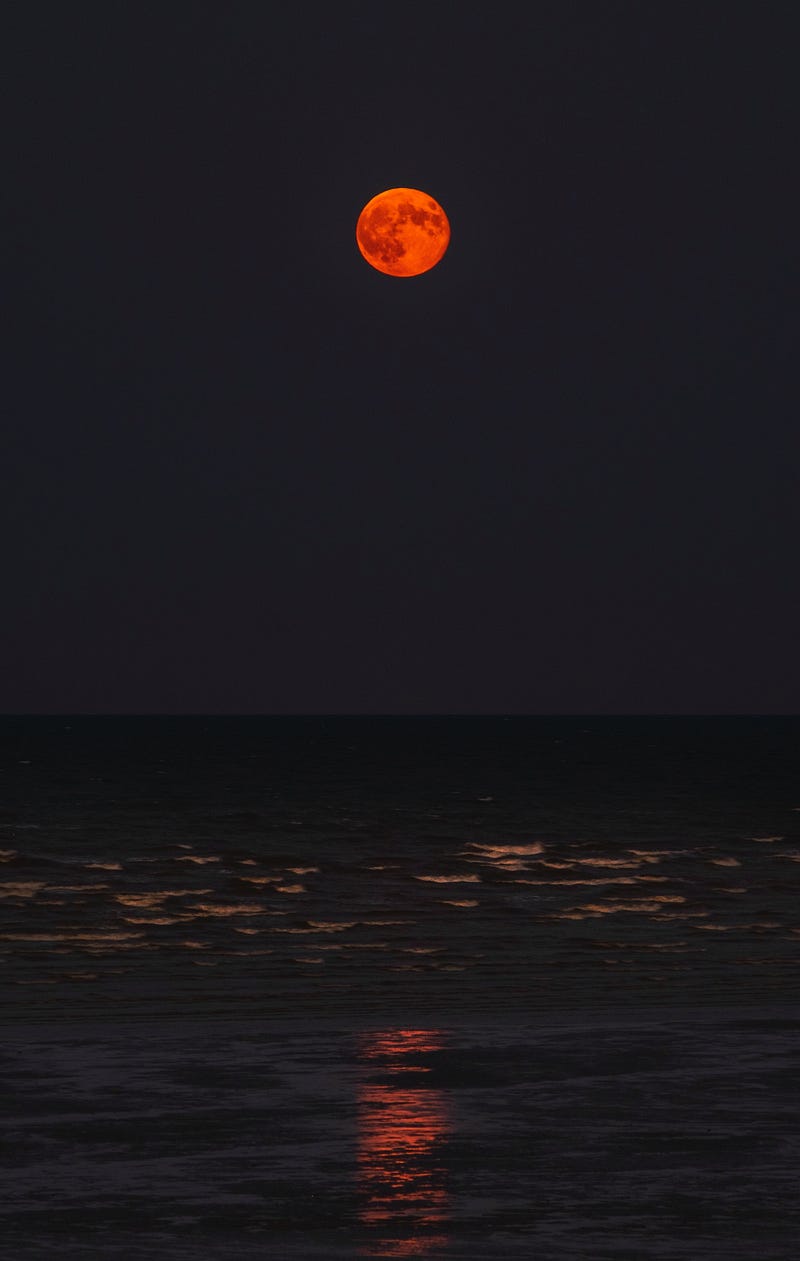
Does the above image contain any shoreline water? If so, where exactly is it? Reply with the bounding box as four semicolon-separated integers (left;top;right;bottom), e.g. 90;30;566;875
3;1003;799;1259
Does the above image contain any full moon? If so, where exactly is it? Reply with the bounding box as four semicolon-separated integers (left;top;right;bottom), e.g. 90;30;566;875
356;188;450;278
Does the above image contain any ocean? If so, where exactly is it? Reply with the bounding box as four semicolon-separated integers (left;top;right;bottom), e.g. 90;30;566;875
2;716;798;1257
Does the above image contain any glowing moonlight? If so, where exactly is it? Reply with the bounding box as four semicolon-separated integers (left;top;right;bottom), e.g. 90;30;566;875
356;188;450;277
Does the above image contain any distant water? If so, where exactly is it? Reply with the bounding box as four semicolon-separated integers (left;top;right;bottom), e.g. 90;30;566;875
1;715;799;1019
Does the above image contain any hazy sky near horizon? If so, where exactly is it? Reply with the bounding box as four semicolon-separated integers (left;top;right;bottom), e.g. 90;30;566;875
4;3;799;712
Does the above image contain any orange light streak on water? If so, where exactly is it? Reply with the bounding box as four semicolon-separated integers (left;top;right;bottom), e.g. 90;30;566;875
357;1029;450;1257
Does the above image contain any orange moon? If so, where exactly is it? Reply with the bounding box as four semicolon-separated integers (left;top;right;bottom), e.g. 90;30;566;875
356;188;450;278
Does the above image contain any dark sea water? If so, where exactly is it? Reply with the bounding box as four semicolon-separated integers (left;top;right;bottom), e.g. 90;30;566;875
2;716;799;1257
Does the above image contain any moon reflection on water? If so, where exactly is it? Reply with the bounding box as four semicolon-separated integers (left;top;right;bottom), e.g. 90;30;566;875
356;1029;450;1257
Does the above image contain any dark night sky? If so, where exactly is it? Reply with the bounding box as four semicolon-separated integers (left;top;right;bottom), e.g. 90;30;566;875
4;3;799;713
